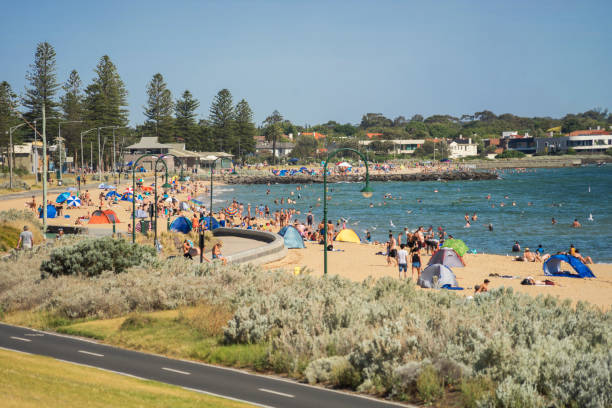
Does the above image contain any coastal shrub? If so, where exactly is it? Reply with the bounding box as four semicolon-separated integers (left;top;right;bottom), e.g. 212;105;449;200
416;364;444;403
0;209;43;252
40;237;156;277
460;376;495;408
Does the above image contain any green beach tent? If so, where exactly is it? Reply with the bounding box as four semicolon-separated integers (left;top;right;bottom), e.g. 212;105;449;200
442;239;469;257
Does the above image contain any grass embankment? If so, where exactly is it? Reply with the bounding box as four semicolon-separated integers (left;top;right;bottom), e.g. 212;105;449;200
0;348;254;408
0;209;44;252
56;306;268;369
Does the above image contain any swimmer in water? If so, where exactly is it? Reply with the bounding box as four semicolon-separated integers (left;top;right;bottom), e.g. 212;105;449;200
488;223;493;231
572;219;581;228
551;217;557;224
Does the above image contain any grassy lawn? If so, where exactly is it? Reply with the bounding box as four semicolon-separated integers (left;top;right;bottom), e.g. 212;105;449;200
0;348;254;408
54;306;269;371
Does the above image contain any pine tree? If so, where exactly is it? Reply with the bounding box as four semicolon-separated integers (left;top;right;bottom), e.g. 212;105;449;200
144;73;174;142
175;90;200;150
264;110;284;163
84;55;129;128
208;89;235;152
234;99;256;159
60;70;84;162
22;42;60;139
0;82;19;157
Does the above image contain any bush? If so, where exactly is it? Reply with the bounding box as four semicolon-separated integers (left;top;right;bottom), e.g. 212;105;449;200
495;150;525;159
416;365;444;403
40;237;156;277
460;376;495;408
605;148;612;156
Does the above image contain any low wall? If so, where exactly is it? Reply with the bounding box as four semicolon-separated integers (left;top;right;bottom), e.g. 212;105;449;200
213;227;287;265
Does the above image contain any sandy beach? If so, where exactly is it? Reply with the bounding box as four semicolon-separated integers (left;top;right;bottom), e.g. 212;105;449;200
264;241;612;310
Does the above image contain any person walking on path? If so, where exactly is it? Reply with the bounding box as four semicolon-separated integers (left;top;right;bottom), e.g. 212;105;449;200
16;225;34;250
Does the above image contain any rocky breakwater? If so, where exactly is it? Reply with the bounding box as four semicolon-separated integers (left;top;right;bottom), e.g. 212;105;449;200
220;171;497;185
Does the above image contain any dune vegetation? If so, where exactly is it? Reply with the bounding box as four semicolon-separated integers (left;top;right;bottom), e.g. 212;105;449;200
0;236;610;407
0;209;43;253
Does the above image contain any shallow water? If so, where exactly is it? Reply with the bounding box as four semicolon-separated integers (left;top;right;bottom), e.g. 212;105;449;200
214;166;612;263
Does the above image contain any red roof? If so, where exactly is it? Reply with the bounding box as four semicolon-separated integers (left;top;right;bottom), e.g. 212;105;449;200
302;132;326;140
568;130;611;136
366;133;383;139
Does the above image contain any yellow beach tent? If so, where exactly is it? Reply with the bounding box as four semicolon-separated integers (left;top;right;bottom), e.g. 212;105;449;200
335;228;360;243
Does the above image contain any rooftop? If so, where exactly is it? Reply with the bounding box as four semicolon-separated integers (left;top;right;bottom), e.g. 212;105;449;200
125;137;171;150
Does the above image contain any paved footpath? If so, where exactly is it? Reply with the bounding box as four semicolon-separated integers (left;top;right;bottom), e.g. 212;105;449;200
0;323;410;408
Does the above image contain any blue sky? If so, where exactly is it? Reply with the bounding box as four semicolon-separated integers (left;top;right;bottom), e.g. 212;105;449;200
1;0;610;126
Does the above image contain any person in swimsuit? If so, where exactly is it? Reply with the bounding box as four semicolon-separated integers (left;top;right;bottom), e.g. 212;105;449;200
212;242;227;265
387;233;397;266
410;248;422;279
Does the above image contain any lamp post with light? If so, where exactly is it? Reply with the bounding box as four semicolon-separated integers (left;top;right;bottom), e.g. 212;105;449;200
322;148;373;276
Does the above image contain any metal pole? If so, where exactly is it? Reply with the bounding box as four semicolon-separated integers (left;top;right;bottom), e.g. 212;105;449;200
132;163;136;243
33;121;37;181
58;122;62;182
97;127;101;182
42;102;47;234
112;127;116;185
80;131;84;181
209;160;214;240
323;159;328;275
8;128;13;189
154;163;158;247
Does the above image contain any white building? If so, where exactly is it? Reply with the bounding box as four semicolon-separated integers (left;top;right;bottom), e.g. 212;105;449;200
448;136;478;159
358;139;424;154
567;129;612;153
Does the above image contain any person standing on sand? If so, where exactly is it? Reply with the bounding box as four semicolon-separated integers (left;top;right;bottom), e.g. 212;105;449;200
410;248;422;279
387;233;397;266
397;244;408;279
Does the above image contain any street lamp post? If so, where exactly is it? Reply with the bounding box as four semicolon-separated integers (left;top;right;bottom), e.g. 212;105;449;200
7;123;28;189
58;120;83;183
205;155;230;244
96;126;117;183
80;128;97;190
131;154;158;243
322;148;373;276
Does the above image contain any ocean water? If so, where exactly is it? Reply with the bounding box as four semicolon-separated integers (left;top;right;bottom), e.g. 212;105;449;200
214;166;612;263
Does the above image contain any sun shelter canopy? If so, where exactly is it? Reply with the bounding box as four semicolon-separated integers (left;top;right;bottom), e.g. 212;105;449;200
56;192;71;203
170;216;193;234
442;239;469;257
201;217;220;230
428;248;465;267
88;210;113;224
39;204;57;219
418;264;458;289
103;210;120;223
278;225;305;249
135;209;148;218
543;255;595;278
335;228;360;243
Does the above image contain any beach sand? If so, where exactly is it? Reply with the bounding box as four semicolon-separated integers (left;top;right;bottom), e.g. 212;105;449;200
264;241;612;310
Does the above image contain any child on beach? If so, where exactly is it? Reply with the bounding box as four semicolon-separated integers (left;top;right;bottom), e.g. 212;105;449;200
397;244;408;279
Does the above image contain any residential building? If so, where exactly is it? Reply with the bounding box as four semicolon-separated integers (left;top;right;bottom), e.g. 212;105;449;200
448;136;477;159
566;129;612;153
358;139;424;154
535;137;568;154
255;140;295;157
501;132;536;154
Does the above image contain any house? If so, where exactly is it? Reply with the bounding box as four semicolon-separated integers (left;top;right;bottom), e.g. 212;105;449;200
501;132;536;154
255;140;295;157
535;137;568;154
566;129;612;153
358;139;424;154
448;136;478;159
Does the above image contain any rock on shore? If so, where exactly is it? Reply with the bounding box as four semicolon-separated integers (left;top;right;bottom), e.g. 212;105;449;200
220;171;497;185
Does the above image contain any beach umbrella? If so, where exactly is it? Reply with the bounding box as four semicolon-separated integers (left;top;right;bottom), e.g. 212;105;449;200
288;158;299;163
56;192;71;203
337;162;351;168
190;198;205;206
224;207;239;216
442;239;469;257
66;196;82;207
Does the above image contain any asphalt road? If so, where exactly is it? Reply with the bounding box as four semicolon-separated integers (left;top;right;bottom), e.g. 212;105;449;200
0;323;408;408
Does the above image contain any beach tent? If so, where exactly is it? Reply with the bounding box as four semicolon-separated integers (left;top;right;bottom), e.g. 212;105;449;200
135;209;148;218
442;239;469;257
39;204;57;219
418;264;458;289
169;216;193;234
88;210;113;224
278;225;305;249
543;255;595;278
428;248;465;267
103;210;120;223
201;217;220;230
56;192;71;203
105;191;121;199
335;228;360;243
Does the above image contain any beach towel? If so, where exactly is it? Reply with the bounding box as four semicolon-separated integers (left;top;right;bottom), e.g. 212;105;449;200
441;284;464;290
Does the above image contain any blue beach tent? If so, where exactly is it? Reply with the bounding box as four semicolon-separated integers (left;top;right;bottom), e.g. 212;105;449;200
106;191;121;199
543;255;595;278
39;204;57;219
169;216;193;234
278;225;305;249
201;217;220;230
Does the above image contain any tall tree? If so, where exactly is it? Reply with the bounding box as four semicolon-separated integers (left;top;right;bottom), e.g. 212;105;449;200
263;110;283;162
83;55;129;169
144;73;174;142
234;99;256;159
60;70;84;163
175;90;200;150
0;82;19;160
208;89;234;152
22;42;60;139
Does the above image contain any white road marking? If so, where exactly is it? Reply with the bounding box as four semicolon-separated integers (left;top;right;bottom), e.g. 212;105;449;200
24;333;44;337
258;388;295;398
78;350;104;357
10;336;31;342
162;367;190;375
182;387;274;408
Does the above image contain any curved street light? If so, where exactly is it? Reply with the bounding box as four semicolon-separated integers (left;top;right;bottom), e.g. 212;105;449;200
131;154;167;243
323;148;373;276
